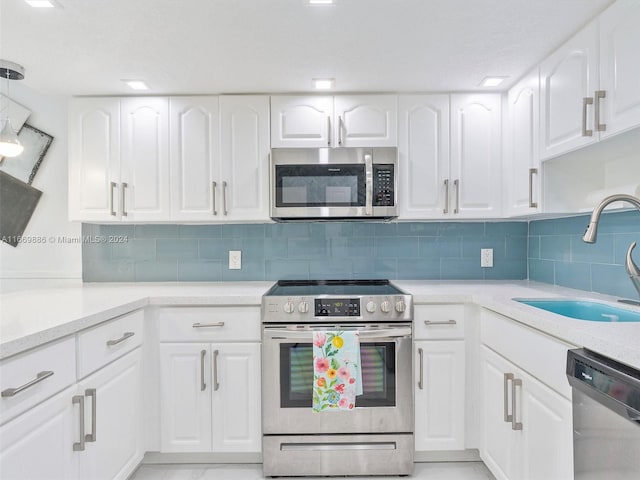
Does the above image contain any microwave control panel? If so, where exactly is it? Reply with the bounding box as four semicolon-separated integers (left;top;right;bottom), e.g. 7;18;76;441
373;164;395;206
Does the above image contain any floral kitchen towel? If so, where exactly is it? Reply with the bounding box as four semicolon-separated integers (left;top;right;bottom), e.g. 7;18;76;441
312;330;362;412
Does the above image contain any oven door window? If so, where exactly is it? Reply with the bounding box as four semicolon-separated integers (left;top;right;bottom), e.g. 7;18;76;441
279;342;396;408
274;164;366;207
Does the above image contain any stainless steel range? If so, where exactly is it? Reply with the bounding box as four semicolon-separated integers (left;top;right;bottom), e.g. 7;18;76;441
261;280;414;477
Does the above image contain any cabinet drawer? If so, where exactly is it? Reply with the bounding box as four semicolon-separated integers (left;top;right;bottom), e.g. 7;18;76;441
480;308;575;399
77;309;144;379
158;307;260;342
0;336;76;425
413;305;465;340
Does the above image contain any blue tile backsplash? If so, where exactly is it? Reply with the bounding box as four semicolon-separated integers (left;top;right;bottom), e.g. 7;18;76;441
82;211;640;299
82;221;528;282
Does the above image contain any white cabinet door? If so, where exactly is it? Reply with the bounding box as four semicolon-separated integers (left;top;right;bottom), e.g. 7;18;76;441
160;343;212;452
270;96;333;147
518;368;573;480
450;94;502;218
211;343;261;452
0;386;79;480
540;21;599;160
68;97;121;221
334;95;397;147
169;96;220;221
414;340;465;451
219;95;270;221
120;97;170;221
505;70;541;216
78;349;142;480
480;346;516;480
398;95;450;219
599;0;640;139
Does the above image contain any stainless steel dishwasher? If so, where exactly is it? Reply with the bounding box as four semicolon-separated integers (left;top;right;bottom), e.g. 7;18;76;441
566;348;640;479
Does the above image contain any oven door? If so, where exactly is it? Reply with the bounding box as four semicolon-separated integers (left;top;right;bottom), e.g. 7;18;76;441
262;324;413;435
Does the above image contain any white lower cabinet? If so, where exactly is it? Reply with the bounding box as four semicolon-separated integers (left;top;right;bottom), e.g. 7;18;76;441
413;305;466;451
159;342;261;453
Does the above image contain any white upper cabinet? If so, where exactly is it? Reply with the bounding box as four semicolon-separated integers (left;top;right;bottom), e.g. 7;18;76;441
169;96;220;221
120;97;171;221
270;96;333;147
271;95;397;148
68;97;121;222
397;94;450;219
450;94;502;218
219;95;270;222
599;0;640;139
504;69;541;216
540;21;599;160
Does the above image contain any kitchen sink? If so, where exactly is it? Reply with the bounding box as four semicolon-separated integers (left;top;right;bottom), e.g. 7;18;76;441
513;299;640;322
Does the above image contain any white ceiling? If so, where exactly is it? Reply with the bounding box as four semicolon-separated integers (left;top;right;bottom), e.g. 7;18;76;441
0;0;614;96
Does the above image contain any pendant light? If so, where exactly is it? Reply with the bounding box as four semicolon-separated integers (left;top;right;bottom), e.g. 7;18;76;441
0;60;25;158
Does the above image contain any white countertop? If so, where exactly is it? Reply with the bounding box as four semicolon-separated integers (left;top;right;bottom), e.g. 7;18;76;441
1;280;639;370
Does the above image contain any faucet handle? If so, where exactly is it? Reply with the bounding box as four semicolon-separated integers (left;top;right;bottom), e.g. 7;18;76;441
625;242;640;277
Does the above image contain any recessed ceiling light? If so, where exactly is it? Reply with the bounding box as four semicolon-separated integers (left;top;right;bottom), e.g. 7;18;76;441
313;78;335;90
480;76;508;87
308;0;334;4
122;80;150;91
24;0;57;8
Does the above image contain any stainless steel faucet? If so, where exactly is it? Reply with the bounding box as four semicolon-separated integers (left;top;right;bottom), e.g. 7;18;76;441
583;194;640;301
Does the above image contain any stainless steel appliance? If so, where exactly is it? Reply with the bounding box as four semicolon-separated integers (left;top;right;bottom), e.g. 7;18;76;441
270;147;398;221
261;279;413;477
566;348;640;479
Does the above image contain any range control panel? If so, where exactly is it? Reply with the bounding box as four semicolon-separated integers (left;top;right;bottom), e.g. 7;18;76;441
315;298;360;317
373;164;395;206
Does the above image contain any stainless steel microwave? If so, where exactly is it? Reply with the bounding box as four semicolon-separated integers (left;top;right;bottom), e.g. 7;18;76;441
270;147;398;221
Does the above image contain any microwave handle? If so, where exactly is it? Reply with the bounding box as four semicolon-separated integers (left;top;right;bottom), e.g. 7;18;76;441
365;154;373;216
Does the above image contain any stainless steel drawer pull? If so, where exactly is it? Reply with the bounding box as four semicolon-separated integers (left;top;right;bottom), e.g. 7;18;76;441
192;322;225;328
213;349;220;391
200;349;206;392
595;90;606;132
418;347;424;390
106;331;135;347
503;373;514;423
1;370;54;397
72;395;85;451
85;388;97;442
424;320;457;326
511;378;523;430
582;97;594;137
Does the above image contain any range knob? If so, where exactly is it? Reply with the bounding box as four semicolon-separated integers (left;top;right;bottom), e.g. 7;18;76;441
298;301;309;314
283;301;295;314
380;300;391;313
395;300;406;313
366;301;377;313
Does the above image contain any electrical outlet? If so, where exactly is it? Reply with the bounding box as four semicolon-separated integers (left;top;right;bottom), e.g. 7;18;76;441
481;248;493;268
229;250;242;270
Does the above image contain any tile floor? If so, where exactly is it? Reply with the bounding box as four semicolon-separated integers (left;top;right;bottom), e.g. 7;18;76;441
130;462;495;479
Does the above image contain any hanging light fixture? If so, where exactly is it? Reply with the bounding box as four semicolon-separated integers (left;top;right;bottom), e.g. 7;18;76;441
0;60;25;158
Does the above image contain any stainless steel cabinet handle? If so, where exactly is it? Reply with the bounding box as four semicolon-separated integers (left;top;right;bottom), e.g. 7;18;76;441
1;370;54;397
200;349;206;392
582;97;594;137
511;378;523;430
327;116;331;146
121;182;128;217
503;373;514;423
109;182;117;216
338;115;344;145
106;331;134;347
453;179;460;214
213;349;220;391
73;395;85;451
212;181;218;216
424;320;457;326
192;322;225;328
85;388;97;442
222;181;228;216
418;347;424;390
595;90;606;132
528;168;538;208
443;179;449;214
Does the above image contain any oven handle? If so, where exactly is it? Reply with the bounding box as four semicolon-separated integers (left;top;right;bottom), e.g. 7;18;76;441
263;326;412;340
